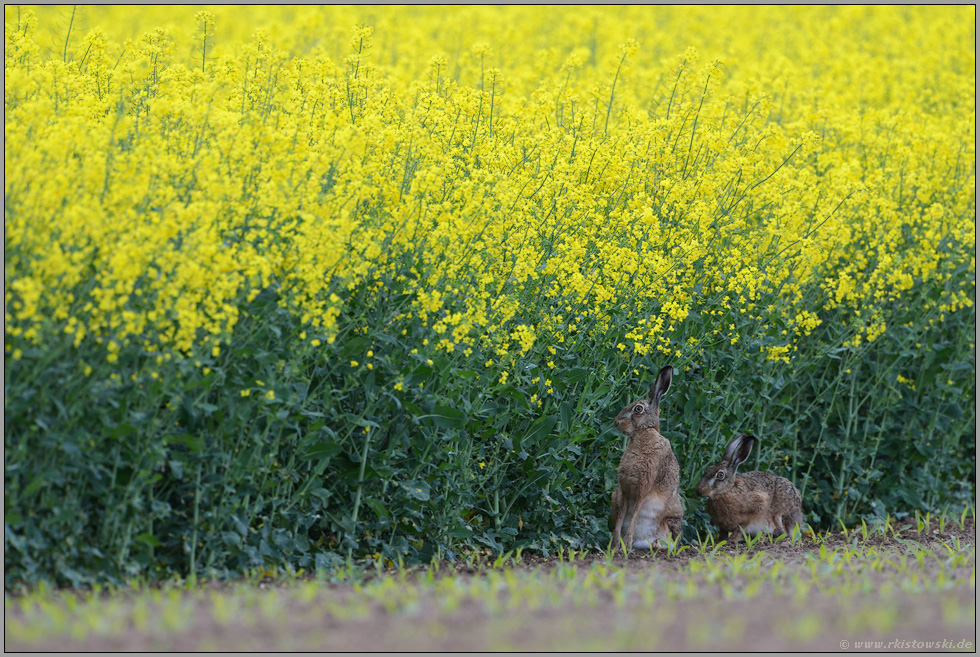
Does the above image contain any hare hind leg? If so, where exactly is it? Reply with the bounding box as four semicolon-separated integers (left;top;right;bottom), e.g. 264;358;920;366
663;493;684;542
611;488;630;549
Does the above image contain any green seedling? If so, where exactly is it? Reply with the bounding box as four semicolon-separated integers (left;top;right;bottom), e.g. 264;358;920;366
694;529;716;555
960;505;975;529
739;528;764;550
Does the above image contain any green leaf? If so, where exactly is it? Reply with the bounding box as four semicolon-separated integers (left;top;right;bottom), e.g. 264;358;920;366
526;414;559;443
400;480;431;501
109;423;137;439
559;401;576;432
425;404;467;429
166;434;204;452
135;532;162;547
499;385;530;408
197;402;219;415
364;498;390;520
315;551;344;571
231;514;249;537
305;441;342;462
341;336;371;357
167;460;185;479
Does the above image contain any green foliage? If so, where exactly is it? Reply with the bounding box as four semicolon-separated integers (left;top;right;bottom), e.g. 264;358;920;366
5;256;975;589
3;5;975;591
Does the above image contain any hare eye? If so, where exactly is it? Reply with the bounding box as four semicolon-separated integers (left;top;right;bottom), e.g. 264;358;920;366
715;471;726;480
633;405;644;414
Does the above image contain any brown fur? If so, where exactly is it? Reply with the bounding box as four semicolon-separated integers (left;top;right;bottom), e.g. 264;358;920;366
696;434;805;542
609;366;684;552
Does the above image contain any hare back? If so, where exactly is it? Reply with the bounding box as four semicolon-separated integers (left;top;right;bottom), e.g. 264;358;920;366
738;471;803;511
707;471;802;533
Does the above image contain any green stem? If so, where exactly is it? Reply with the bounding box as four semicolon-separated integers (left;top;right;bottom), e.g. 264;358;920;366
603;52;628;136
189;464;202;582
347;427;373;561
62;5;76;64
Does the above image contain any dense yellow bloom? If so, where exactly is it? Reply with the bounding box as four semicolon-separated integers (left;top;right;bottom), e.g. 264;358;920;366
3;6;974;367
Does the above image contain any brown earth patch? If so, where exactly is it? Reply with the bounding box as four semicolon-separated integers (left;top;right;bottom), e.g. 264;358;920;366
5;519;975;652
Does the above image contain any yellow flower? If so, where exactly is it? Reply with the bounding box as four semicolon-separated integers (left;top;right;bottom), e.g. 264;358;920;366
2;7;973;478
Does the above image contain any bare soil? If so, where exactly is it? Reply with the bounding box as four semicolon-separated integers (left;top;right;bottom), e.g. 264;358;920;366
5;520;975;652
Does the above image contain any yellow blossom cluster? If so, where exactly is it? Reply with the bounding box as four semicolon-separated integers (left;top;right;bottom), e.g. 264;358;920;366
4;6;974;366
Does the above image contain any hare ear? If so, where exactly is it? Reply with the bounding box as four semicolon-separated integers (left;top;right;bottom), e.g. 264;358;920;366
724;434;756;473
648;365;673;404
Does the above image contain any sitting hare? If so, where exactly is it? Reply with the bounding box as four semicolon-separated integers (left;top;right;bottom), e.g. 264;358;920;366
610;365;684;552
696;433;805;542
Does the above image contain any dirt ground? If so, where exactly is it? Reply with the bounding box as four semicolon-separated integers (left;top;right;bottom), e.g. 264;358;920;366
5;520;976;652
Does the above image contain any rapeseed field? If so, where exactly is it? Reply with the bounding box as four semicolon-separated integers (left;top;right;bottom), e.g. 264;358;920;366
4;5;975;586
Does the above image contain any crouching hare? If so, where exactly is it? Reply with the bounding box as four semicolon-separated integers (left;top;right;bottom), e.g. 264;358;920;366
610;365;684;552
696;434;805;542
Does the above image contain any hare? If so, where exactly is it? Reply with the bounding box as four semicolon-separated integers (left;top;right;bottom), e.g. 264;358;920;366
609;365;684;552
696;433;805;542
